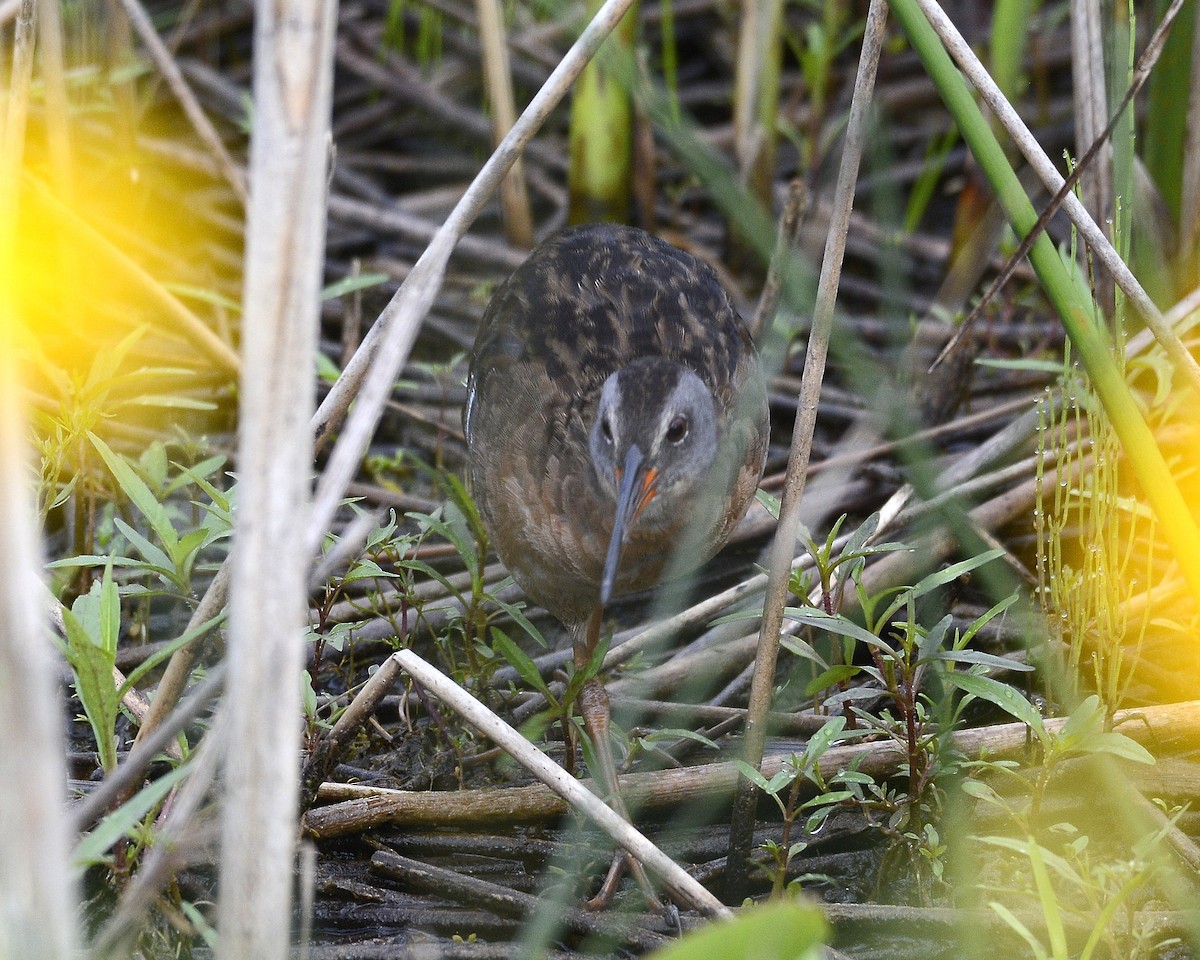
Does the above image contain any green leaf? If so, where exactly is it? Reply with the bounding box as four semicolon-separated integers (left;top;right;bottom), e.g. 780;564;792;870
804;716;847;761
321;272;390;300
839;511;880;561
956;591;1019;648
408;505;476;575
490;627;552;700
97;562;121;657
1076;731;1155;765
47;554;151;571
177;467;231;511
804;664;858;697
82;327;144;394
139;442;169;492
179;898;219;949
89;432;178;551
172;527;211;578
1059;694;1103;741
317;352;342;383
162;282;243;313
916;614;952;661
128;394;218;411
781;608;896;655
733;759;773;793
975;357;1069;373
927;648;1033;672
754;488;781;520
778;636;829;670
960;779;1004;807
61;598;120;772
114;518;175;580
988;901;1049;960
910;548;1005;599
941;671;1046;737
488;594;547;648
638;728;720;751
343;558;399;584
73;762;192;867
799;789;854;809
402;558;458;596
364;510;399;550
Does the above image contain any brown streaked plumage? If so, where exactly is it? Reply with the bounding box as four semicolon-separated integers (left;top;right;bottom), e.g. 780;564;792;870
464;223;769;906
466;224;768;624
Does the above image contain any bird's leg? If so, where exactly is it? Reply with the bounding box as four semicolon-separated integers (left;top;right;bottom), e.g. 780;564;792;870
573;607;665;912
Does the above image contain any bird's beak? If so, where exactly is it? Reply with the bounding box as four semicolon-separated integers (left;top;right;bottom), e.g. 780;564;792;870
600;444;658;606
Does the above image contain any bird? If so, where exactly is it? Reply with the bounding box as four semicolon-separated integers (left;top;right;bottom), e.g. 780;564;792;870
464;223;769;905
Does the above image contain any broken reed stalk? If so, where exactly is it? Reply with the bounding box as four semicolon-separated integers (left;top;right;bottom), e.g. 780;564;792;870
214;3;337;959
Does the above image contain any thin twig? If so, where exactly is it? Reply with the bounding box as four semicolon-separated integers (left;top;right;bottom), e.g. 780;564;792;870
391;648;732;919
725;0;890;901
475;0;534;247
748;178;807;340
115;0;248;204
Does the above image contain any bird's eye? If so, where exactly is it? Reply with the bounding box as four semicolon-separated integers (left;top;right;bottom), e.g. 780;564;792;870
666;415;689;444
601;417;614;443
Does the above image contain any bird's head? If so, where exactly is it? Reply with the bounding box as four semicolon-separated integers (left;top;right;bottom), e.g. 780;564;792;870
588;357;719;605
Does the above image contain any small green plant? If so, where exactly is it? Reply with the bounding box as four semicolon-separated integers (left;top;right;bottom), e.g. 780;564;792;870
489;624;604;771
961;695;1165;960
31;329;219;566
791;574;1022;894
735;715;854;897
783;510;910;616
402;471;549;691
58;560;224;775
1035;357;1157;715
48;433;231;601
781;0;864;172
39;418;230;905
731;510;1026;895
49;431;230;771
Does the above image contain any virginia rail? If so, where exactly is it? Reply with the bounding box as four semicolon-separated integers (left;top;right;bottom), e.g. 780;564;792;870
465;223;769;904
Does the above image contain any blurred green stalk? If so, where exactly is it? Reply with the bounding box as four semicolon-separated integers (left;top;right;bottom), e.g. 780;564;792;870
989;0;1036;110
888;0;1200;603
567;0;638;223
1144;0;1194;224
